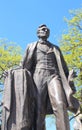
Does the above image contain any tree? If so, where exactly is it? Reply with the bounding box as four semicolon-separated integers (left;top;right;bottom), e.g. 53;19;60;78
59;8;82;103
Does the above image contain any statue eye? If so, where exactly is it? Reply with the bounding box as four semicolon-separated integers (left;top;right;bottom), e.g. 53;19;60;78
42;28;47;31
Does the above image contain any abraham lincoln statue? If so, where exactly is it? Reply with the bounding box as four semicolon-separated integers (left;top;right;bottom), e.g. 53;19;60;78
2;24;79;130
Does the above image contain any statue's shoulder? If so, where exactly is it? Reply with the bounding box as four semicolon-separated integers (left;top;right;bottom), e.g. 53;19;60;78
26;41;37;50
53;45;60;52
28;41;37;46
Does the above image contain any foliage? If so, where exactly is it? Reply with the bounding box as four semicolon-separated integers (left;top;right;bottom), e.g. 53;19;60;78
59;8;82;102
0;38;22;83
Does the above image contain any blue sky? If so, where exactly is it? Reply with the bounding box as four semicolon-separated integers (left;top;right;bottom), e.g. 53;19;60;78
0;0;82;130
0;0;82;50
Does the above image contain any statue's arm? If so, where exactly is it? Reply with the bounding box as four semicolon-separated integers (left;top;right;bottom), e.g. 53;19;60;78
22;43;34;71
22;46;29;68
22;44;31;70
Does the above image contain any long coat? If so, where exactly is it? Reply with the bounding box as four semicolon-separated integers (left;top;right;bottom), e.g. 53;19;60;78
2;68;35;130
22;41;79;114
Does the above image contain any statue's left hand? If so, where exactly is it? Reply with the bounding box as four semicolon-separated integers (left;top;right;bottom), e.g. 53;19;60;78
68;69;77;94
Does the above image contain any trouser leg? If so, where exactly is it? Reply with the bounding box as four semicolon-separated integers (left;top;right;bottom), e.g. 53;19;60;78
33;86;47;130
36;106;46;130
48;76;70;130
34;93;46;130
33;69;51;130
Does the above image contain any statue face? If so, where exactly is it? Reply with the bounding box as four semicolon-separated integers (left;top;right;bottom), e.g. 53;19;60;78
37;25;50;40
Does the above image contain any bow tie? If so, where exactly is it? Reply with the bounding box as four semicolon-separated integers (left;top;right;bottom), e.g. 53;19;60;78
38;40;48;44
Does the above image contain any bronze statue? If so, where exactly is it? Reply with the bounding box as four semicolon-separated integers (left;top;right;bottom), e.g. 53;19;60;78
22;24;79;130
2;24;79;130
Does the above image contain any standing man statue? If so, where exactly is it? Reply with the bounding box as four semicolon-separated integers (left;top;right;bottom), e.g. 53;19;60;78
2;24;79;130
22;24;79;130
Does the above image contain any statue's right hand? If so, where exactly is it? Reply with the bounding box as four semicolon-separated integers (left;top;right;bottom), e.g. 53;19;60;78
2;70;8;78
68;69;77;81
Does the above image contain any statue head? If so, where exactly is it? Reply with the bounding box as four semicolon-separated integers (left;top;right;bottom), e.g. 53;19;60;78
37;24;50;40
